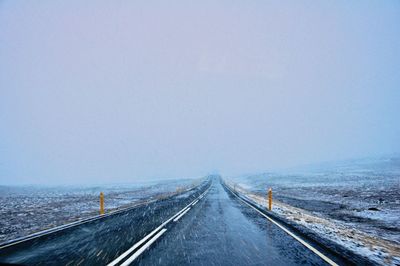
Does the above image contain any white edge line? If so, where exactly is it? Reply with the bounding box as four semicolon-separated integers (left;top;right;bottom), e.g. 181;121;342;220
107;187;210;266
107;203;191;266
173;208;191;222
0;182;211;250
225;184;338;266
120;228;167;266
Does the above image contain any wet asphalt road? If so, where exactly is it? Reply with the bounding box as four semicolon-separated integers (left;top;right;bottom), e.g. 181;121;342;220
137;180;330;266
0;179;340;265
0;182;209;265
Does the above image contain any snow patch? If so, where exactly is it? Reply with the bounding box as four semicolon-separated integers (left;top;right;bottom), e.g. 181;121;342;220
225;180;400;266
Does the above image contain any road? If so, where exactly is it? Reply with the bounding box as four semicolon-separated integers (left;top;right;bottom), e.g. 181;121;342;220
0;182;209;265
0;178;347;265
135;180;340;266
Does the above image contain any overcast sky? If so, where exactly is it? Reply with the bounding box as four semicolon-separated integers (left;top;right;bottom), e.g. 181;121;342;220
1;1;399;185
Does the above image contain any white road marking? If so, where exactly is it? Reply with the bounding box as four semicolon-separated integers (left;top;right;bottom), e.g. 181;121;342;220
173;208;191;222
120;228;167;266
225;185;338;266
107;187;210;266
0;185;206;250
107;204;191;266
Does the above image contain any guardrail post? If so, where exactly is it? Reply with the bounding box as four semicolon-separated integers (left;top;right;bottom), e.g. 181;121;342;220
100;192;105;215
268;188;272;211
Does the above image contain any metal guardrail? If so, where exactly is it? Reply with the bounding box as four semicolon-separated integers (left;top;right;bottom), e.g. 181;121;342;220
0;179;210;250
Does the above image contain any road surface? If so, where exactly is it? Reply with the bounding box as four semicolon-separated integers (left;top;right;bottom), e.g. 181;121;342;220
0;178;347;265
135;180;341;266
0;182;209;265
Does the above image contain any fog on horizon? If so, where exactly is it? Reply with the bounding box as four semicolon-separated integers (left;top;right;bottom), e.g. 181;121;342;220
1;1;399;185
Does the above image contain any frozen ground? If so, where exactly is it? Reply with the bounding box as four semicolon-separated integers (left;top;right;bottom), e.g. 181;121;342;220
227;155;400;265
0;178;203;244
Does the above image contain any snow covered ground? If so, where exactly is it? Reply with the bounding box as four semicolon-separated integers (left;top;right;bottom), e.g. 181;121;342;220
0;178;204;244
227;155;400;265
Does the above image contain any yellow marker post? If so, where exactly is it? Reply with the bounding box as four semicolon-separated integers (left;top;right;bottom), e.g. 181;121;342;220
100;192;105;215
268;188;272;211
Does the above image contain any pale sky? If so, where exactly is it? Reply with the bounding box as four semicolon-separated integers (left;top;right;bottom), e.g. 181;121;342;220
1;1;399;185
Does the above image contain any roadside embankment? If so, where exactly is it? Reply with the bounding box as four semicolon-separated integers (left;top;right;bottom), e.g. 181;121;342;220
223;179;400;266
